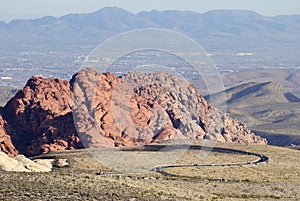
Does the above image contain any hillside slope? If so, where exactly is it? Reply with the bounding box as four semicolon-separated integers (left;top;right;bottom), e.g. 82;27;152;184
205;81;300;146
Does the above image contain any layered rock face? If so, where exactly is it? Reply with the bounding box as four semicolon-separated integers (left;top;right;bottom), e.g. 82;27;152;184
0;113;18;157
3;76;83;156
1;68;266;156
72;69;267;149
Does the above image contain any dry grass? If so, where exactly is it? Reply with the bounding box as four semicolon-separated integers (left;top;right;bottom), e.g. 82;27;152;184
1;141;300;200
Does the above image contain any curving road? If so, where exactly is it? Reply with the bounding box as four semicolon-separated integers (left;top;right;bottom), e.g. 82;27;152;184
150;145;269;177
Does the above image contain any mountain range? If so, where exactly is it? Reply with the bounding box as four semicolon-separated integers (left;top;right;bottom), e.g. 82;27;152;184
0;7;299;52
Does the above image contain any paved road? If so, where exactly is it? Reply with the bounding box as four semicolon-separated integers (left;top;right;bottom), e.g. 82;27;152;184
150;146;269;176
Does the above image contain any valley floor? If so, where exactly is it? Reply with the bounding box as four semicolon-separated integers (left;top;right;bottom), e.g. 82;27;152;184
1;141;299;200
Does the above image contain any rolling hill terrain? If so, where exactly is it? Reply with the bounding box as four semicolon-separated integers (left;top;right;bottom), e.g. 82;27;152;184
205;79;300;146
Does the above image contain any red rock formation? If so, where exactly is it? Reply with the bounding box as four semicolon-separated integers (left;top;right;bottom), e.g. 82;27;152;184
0;112;18;157
72;69;267;148
3;76;83;156
1;68;266;156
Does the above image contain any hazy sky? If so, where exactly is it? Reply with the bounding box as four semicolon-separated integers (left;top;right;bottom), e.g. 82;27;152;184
0;0;299;22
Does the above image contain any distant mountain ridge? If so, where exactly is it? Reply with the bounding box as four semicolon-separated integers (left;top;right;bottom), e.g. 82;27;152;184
0;7;299;51
205;81;300;146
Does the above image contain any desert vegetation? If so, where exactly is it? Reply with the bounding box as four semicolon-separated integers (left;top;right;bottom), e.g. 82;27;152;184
1;141;299;200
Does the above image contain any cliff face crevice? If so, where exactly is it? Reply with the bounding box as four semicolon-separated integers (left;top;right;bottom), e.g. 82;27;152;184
1;68;267;157
0;111;18;157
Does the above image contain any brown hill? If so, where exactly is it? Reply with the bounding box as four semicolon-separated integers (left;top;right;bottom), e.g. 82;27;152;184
205;81;300;146
1;68;266;156
221;69;300;97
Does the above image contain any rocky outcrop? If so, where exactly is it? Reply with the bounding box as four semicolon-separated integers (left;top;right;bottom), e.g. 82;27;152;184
71;70;120;148
0;112;18;157
1;68;266;157
72;69;267;148
3;76;83;156
0;151;69;172
0;151;30;172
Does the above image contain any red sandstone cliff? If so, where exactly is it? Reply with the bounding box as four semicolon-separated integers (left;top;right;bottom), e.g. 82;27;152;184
1;68;267;156
3;77;83;156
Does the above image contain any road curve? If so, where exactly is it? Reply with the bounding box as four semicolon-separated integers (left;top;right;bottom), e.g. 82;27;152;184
150;145;269;177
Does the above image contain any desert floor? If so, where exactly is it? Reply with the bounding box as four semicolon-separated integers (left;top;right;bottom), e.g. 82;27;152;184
1;140;299;200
